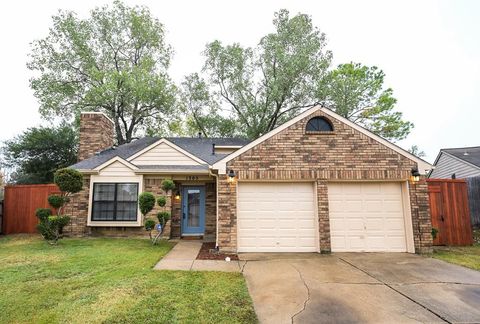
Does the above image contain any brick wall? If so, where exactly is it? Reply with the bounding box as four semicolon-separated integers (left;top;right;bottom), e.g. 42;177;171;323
218;110;432;253
78;112;114;161
64;176;90;237
409;177;433;253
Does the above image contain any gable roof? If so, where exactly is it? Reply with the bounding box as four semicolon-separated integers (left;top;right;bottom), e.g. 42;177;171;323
212;105;433;174
433;146;480;170
70;136;250;170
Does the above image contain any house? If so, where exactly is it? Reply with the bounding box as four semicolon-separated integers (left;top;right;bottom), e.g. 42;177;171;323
68;106;433;253
429;146;480;179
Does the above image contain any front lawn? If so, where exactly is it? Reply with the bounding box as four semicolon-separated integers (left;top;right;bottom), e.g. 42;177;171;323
433;243;480;271
0;236;257;324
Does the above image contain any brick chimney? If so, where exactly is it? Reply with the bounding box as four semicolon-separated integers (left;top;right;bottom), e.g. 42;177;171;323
78;112;115;161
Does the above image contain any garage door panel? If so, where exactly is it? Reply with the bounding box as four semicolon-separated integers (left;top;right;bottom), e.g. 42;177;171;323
238;182;317;252
329;183;407;252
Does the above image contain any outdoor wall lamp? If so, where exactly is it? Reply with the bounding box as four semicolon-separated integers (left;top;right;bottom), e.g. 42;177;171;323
227;169;236;183
410;168;421;183
174;190;181;200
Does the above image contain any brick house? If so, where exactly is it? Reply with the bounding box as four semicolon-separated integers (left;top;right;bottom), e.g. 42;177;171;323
68;106;433;253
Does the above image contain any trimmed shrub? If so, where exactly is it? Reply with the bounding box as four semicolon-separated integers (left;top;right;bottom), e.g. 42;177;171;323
54;168;83;194
47;195;66;209
139;192;155;216
157;211;171;226
35;208;52;222
145;219;156;231
157;196;167;207
161;179;175;192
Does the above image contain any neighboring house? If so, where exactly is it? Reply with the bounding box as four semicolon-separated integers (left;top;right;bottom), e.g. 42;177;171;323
68;106;433;253
429;146;480;179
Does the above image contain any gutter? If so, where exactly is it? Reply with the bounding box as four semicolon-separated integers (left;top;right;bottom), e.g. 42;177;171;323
208;167;220;249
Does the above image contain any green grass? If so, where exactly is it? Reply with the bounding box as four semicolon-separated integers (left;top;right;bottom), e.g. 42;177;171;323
0;235;257;324
433;243;480;271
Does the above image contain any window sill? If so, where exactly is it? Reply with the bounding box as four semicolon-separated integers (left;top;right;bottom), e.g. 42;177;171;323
305;131;336;135
87;220;142;227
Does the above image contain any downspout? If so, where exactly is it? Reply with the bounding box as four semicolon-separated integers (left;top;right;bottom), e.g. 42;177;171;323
208;167;219;249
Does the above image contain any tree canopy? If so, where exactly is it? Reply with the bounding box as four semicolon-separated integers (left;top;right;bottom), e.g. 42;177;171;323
28;0;176;144
184;9;413;141
28;3;414;144
317;63;413;141
1;124;78;184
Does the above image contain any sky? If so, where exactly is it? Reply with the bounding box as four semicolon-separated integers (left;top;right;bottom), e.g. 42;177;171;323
0;0;478;163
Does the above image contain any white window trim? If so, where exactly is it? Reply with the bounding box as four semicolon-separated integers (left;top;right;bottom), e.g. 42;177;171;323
87;175;144;227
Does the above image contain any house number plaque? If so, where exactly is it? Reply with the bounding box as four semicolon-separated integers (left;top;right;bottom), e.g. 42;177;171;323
186;175;199;180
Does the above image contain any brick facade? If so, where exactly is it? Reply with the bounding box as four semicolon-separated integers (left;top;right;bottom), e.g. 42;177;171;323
217;110;432;253
78;112;114;161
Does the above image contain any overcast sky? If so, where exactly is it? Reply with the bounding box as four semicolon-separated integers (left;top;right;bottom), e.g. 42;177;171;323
0;0;478;163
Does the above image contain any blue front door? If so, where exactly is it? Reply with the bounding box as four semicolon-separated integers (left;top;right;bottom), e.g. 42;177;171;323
182;186;205;234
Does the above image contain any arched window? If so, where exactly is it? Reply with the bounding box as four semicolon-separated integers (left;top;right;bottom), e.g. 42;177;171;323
305;117;333;132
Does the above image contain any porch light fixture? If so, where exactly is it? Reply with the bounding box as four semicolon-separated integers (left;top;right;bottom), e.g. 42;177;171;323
174;190;181;200
410;168;421;183
227;169;236;183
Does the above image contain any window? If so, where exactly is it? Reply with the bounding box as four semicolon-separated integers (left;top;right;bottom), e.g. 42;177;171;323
92;183;138;221
306;117;333;132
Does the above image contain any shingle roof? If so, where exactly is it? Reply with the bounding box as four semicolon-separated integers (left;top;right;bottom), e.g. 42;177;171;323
70;136;250;170
442;146;480;168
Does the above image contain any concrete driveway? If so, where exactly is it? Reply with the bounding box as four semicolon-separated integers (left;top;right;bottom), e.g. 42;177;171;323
240;253;480;324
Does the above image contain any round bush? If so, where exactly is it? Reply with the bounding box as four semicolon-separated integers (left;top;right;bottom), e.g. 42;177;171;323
157;211;171;225
157;196;167;207
138;192;155;216
48;195;65;209
145;219;156;231
35;208;52;221
161;179;175;192
54;168;83;193
48;215;70;228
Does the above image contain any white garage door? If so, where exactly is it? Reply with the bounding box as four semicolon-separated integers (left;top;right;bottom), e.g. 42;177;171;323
237;182;317;252
328;183;407;252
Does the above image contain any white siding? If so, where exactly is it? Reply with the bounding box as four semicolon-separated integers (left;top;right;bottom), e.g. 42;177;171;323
98;161;136;177
131;142;200;166
430;153;480;179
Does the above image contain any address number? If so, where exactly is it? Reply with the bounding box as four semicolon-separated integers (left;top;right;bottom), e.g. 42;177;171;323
186;175;199;180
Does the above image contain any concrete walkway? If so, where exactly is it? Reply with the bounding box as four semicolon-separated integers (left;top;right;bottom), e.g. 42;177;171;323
154;240;243;272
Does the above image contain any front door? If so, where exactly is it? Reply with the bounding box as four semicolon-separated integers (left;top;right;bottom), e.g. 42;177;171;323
182;186;205;235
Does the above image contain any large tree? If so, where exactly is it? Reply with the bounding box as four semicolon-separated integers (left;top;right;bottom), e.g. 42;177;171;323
193;9;331;139
186;9;413;141
180;73;237;137
317;63;413;141
1;125;78;184
28;0;176;144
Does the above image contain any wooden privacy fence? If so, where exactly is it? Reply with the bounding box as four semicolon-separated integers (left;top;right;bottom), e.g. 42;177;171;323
466;176;480;228
2;184;60;234
427;179;473;246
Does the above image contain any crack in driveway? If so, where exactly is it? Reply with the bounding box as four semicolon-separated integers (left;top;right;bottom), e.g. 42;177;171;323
339;257;452;324
290;264;310;324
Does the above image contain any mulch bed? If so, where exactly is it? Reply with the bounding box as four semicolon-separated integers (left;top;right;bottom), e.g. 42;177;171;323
196;242;239;261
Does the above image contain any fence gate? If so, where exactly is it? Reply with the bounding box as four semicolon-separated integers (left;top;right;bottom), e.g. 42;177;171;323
427;179;473;246
3;184;60;234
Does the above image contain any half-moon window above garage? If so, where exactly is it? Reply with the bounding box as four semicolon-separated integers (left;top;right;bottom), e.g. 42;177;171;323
306;117;333;132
